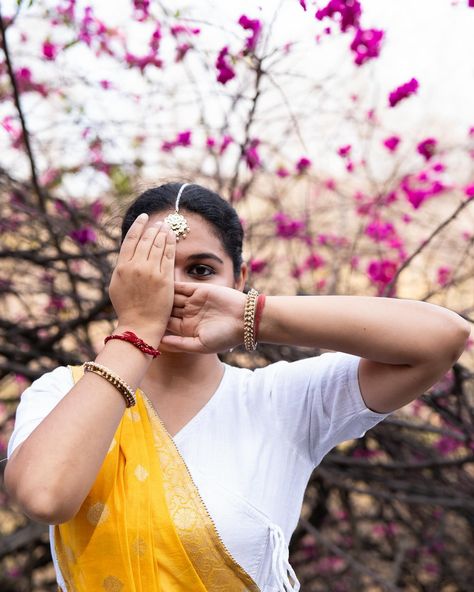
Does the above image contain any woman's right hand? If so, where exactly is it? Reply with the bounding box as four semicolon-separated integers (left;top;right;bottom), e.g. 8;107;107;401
108;213;177;343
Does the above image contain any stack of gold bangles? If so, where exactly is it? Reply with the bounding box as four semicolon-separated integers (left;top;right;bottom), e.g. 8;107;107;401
244;288;266;351
82;287;266;406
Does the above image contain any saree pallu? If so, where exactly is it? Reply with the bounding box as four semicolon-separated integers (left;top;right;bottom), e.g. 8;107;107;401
54;364;260;592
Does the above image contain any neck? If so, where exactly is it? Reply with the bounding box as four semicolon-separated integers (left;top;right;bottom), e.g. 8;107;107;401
141;351;225;396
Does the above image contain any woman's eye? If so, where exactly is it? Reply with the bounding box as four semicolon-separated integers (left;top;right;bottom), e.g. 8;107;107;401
189;265;215;277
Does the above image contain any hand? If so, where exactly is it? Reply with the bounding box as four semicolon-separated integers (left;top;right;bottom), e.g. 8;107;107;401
160;282;247;354
108;213;176;343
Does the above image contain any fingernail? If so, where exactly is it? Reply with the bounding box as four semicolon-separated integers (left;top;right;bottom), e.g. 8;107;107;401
136;213;148;221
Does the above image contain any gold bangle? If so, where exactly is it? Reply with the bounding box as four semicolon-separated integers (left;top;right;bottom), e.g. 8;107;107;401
243;288;259;351
83;361;137;407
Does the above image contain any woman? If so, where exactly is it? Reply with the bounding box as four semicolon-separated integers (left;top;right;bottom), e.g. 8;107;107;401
5;182;470;591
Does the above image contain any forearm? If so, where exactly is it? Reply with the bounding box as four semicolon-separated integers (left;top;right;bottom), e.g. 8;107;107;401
5;324;162;524
258;295;470;365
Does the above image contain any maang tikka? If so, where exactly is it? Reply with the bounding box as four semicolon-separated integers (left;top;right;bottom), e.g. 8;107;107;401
164;183;191;241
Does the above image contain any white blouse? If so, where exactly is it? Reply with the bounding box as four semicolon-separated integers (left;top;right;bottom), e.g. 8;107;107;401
7;351;390;591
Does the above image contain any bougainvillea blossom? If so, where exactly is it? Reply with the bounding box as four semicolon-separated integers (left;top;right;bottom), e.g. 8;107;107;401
350;28;384;65
132;0;151;22
244;139;261;170
296;157;311;173
388;78;419;107
417;138;437;161
383;136;400;152
315;0;362;32
42;40;59;60
238;15;262;53
436;266;452;287
273;212;306;238
215;46;235;84
69;226;97;245
276;166;290;178
249;258;267;273
161;130;192;152
364;220;396;243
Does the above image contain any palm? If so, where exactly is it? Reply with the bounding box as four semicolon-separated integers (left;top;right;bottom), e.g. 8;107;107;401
161;282;246;353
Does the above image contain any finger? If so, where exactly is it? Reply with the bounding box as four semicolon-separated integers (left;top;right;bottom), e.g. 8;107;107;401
173;281;197;296
133;220;165;262
171;306;184;319
166;316;183;334
118;213;149;262
159;225;177;273
173;293;187;308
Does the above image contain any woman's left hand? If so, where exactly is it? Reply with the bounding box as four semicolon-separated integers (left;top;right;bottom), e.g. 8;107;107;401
160;282;247;353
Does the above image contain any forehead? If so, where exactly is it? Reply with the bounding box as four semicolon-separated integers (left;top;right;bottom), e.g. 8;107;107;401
148;210;226;256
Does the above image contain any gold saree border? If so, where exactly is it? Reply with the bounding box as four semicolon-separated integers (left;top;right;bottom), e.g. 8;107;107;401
139;389;260;591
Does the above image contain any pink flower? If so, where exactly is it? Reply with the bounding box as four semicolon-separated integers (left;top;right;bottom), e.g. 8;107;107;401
170;25;200;37
367;259;397;284
42;40;59;60
176;43;192;61
161;130;192;152
220;134;233;154
216;46;236;84
304;253;325;269
299;0;307;10
133;0;150;21
244;139;261;170
315;0;362;32
350;28;384;66
469;0;474;7
364;220;396;242
388;78;419;107
273;212;306;239
276;166;290;178
206;137;216;149
100;79;112;89
465;184;474;199
149;23;162;52
69;226;97;245
249;258;267;273
296;156;311;173
401;174;446;209
417;138;437;161
238;15;262;53
435;436;462;456
47;295;66;311
337;144;351;157
436;266;451;287
90;199;104;220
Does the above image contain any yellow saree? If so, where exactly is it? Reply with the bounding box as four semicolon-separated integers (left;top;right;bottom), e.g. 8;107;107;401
54;364;260;591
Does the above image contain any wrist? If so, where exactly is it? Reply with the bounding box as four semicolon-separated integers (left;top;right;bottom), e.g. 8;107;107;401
113;324;166;349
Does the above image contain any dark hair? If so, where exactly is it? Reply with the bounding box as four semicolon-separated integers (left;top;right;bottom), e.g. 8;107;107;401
120;182;244;280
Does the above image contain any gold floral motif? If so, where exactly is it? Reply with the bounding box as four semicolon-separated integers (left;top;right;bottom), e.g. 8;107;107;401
102;575;124;591
134;464;149;482
86;502;110;526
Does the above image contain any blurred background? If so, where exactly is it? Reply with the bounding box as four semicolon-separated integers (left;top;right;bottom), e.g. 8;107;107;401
0;1;473;590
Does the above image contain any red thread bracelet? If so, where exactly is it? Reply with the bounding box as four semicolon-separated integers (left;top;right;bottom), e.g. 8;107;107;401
104;331;161;358
254;294;266;342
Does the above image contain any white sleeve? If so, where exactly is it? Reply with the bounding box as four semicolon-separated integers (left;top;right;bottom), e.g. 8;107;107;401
254;351;391;467
7;366;74;459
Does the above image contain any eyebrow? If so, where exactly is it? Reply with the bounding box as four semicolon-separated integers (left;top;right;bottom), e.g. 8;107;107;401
186;253;224;265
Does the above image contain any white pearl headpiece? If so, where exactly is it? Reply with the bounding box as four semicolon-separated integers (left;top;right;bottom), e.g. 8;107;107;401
164;183;191;241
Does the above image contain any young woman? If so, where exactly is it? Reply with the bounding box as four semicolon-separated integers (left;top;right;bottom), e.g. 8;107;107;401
5;182;470;591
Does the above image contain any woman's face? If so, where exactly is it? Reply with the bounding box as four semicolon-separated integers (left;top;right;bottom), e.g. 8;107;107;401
147;210;247;291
